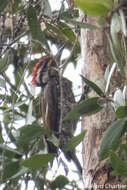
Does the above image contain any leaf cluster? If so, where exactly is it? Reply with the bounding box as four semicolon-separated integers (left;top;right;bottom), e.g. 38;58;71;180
1;0;127;188
0;0;89;189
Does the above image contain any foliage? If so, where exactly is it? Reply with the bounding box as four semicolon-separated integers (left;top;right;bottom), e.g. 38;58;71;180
0;0;86;189
1;0;127;189
66;0;127;182
74;0;112;16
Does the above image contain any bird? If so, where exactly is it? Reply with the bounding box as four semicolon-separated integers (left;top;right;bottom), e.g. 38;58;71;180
31;55;82;175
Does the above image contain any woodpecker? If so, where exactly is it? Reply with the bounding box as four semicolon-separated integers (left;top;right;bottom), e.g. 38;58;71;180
32;56;82;174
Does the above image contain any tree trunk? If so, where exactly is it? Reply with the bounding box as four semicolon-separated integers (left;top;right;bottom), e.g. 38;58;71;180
80;14;126;189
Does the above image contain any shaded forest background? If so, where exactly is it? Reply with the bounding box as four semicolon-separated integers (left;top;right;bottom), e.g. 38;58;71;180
0;0;127;189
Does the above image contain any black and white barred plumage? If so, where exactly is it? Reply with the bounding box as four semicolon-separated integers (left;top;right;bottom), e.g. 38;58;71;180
32;56;82;174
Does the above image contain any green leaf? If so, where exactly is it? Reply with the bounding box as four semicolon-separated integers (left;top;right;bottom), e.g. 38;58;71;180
0;144;22;159
17;124;44;144
2;161;20;182
0;0;9;13
2;125;16;145
110;151;127;176
110;13;123;53
26;6;48;46
50;175;69;189
110;13;125;75
105;62;117;93
74;0;111;16
46;21;77;43
10;167;29;180
65;97;103;120
12;0;22;13
108;35;125;76
63;131;86;153
3;101;26;113
104;65;110;83
116;106;127;118
80;75;104;97
0;77;6;87
41;0;52;17
58;22;76;42
46;23;63;38
108;35;118;63
98;119;126;160
47;134;59;147
64;19;98;30
113;89;125;111
0;52;9;73
119;9;127;37
26;100;34;125
20;104;28;113
110;13;121;42
21;154;55;170
32;41;44;54
61;9;79;20
120;144;127;159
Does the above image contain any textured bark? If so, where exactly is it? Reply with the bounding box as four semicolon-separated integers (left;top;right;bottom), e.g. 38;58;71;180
80;14;126;189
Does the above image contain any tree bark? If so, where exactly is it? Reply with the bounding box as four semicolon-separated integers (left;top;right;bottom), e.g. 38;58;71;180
80;14;126;189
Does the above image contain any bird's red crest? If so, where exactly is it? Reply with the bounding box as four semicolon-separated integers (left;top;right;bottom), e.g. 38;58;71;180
31;56;49;86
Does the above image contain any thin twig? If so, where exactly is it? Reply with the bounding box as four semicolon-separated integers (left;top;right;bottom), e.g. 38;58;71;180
60;36;79;72
56;0;66;22
0;31;28;57
59;65;63;135
2;73;27;97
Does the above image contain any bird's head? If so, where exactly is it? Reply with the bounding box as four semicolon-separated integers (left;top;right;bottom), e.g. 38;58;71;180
31;56;58;87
